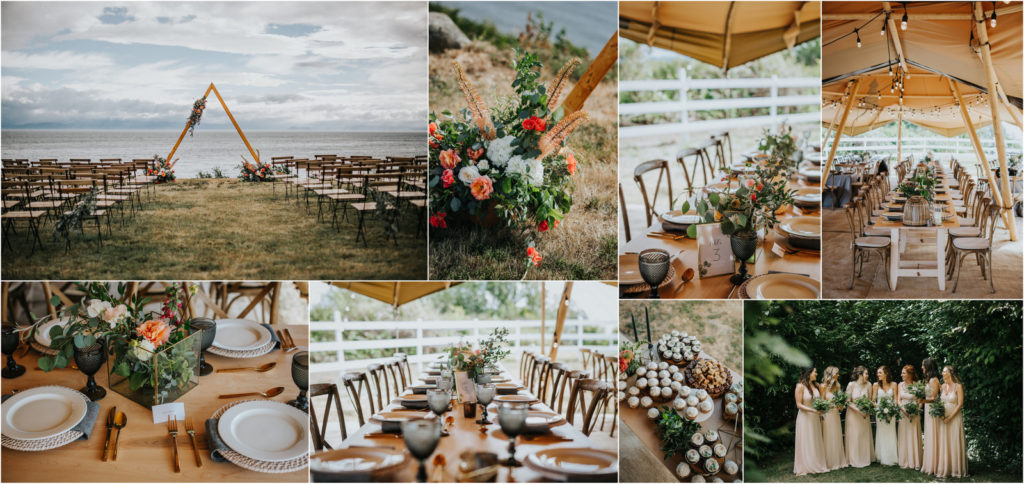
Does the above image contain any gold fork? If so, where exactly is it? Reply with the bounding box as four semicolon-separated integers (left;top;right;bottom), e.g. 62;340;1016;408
184;417;202;467
167;416;180;473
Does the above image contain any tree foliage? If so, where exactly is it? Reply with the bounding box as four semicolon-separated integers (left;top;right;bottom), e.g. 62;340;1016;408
745;300;1022;475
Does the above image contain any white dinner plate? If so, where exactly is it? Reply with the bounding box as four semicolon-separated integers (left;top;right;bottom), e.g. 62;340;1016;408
1;386;88;440
618;254;643;285
778;216;821;240
311;447;407;474
526;410;566;427
493;394;538;405
793;188;822;204
218;400;308;462
34;318;69;348
804;151;824;164
526;448;618;479
211;319;272;351
370;410;431;423
798;166;821;180
746;274;820;300
662;213;700;225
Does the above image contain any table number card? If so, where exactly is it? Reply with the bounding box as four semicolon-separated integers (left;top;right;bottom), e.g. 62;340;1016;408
697;224;734;278
152;402;186;424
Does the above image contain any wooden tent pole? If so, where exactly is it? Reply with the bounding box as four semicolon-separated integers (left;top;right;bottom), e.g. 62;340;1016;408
823;100;844;148
540;282;546;353
973;1;1016;241
561;32;618;115
976;51;1024;128
210;83;261;165
950;78;1010;235
824;79;861;185
167;83;215;168
548;282;573;361
897;106;903;163
881;2;908;73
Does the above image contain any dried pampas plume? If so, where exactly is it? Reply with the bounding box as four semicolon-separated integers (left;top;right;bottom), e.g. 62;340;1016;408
546;58;580;113
538;110;590;159
453;60;496;140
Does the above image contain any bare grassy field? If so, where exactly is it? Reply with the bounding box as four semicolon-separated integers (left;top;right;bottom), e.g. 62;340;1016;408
2;179;427;280
428;41;618;281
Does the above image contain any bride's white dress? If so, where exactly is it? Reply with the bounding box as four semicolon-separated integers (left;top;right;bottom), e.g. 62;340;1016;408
875;386;899;465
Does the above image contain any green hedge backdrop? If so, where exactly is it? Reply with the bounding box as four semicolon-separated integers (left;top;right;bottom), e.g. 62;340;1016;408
744;300;1022;478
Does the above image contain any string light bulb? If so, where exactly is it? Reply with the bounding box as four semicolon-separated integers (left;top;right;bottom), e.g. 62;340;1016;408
881;17;887;36
901;3;908;30
855;28;861;47
991;3;997;28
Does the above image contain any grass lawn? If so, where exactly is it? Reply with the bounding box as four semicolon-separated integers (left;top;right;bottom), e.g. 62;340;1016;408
750;449;1021;482
2;178;427;280
428;40;618;281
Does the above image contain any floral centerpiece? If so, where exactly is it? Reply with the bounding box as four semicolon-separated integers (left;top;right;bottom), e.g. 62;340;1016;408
149;155;176;184
238;157;273;182
757;124;799;168
33;282;200;408
188;96;207;137
897;169;937;202
428;50;588;233
876;395;902;423
445;327;511;380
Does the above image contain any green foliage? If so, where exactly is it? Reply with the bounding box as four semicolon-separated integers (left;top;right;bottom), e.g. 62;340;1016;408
689;160;795;236
811;397;831;413
52;187;98;241
745;300;1022;474
655;405;702;459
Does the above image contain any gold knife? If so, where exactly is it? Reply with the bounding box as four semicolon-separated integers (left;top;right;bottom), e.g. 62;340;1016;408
102;406;116;462
283;328;297;349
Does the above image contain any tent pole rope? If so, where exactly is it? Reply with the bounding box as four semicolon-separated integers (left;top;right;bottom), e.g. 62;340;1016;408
973;1;1016;241
823;79;861;186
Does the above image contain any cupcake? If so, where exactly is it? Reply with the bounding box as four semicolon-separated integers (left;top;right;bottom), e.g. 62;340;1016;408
660;377;672;388
711;478;724;483
670;381;682;392
703;459;719;474
695;389;709;400
714;443;727;458
724;393;738;404
628;386;640;396
691;476;706;483
658;361;669;371
704;430;719;443
672;351;682;361
641;396;653;408
646;362;659;371
686;395;699;407
690;432;704;446
647;369;660;379
617;380;627;391
698;445;713;458
676;462;691;478
725;402;738;418
647;407;661;419
617;391;625;401
685;449;700;464
658;369;670;379
662;387;674;399
668;365;679;373
662;350;672;360
679;386;691;398
698;400;713;414
684;407;699;420
650;386;662;398
636;377;648;389
673;397;686;410
627;396;640;408
723;460;738;475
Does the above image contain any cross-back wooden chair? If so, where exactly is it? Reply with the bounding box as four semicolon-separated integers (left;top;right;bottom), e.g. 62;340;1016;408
709;130;733;168
384;358;404;397
566;378;613;437
676;145;715;197
633;159;673;228
619;183;631;243
309;383;347;452
366;363;391;409
341;370;377;427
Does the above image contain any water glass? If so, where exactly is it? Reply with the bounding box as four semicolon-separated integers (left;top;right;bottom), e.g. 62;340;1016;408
475;383;496;425
189;318;216;376
426;388;449;417
73;342;106;401
401;418;441;482
638;249;671;298
1;324;26;379
497;401;529;467
288;351;309;411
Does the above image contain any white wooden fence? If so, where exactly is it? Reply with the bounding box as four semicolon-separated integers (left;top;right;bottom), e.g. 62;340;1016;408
826;136;1022;161
619;68;821;138
309;318;618;375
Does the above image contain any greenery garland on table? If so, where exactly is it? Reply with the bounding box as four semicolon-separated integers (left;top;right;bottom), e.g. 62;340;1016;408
52;187;98;242
188;96;207;137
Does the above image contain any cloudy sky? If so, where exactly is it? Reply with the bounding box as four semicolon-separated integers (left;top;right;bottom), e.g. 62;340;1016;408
1;2;426;131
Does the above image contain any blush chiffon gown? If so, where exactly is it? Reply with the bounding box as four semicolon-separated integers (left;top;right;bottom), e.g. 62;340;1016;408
920;379;941;475
936;383;967;478
793;385;828;476
822;388;848;470
845;382;874;468
897;382;923;469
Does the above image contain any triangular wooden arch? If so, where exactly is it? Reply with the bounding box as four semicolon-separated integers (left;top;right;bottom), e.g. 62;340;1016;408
166;82;260;168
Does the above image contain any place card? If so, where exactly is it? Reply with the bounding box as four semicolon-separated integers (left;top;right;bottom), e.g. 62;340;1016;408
768;239;787;258
152;402;185;424
697;224;733;278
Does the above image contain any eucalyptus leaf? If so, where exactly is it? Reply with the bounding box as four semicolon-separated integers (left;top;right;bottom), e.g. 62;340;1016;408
38;356;55;372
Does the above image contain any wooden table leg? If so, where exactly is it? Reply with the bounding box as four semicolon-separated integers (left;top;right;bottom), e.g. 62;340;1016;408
936;228;947;291
889;227;900;291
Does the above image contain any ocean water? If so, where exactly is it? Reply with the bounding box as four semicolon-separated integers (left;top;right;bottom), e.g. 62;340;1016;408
1;130;424;178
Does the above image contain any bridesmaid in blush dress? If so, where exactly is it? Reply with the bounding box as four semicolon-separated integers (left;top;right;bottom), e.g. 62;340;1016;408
919;358;942;475
873;365;899;465
844;365;874;468
793;366;828;476
897;365;923;469
936;365;967;478
819;366;848;470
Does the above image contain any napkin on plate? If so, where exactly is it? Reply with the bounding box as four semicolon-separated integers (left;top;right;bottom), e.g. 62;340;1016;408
260;323;282;349
205;417;232;462
1;393;101;441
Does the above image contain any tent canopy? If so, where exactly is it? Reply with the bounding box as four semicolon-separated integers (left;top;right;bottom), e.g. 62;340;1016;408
620;1;821;70
330;282;460;308
822;1;1022;137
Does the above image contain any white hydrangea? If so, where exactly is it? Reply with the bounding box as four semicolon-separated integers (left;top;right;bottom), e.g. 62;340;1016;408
477;159;490;172
506;155;529;178
527;158;544;186
131;339;156;362
487;136;515;167
458;166;480;185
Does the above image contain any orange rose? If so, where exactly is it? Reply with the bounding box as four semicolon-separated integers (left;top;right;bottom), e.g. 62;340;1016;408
429;138;439;149
470;175;493;200
439;149;460;170
428;122;438;135
566;152;577;175
526;247;542;266
441;169;455;188
137;319;171;347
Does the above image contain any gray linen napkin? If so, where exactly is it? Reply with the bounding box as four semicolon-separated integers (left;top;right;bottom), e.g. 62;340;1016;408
205;417;231;462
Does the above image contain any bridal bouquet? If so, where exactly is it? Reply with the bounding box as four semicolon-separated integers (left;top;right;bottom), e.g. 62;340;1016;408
903;401;921;417
876;395;902;423
811;397;832;413
928;401;947;419
428;50;588;232
908;381;927;400
831;390;849;410
852;395;876;417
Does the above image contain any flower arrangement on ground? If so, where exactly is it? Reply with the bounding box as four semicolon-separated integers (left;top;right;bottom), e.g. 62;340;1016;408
33;282;200;406
428;50;588;234
239;157;273;182
445;327;511;379
188;96;207;137
149;155;176;184
876;395;902;423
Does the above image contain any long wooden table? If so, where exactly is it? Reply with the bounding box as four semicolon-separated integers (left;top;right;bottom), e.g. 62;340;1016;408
324;368;609;482
618;336;742;483
621;176;821;299
0;322;309;483
874;170;960;291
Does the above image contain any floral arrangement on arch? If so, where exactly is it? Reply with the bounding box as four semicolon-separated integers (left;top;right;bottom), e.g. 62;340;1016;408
444;327;511;379
188;96;207;137
428;50;588;233
149;155;176;184
31;282;198;394
238;157;273;182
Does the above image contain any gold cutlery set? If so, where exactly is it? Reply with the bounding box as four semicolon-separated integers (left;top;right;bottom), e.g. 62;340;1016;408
276;328;299;351
101;407;127;462
166;416;202;472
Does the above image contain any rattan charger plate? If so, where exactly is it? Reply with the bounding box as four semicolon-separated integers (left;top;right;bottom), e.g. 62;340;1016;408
2;388;88;452
207;339;276;359
621;266;677;295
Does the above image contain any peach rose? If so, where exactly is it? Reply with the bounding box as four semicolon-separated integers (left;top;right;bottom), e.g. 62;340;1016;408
439;149;460;170
137;319;171;348
470;175;493;201
566;152;577;175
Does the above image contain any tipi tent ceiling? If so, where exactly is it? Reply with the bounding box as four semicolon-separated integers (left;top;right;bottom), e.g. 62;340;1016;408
330;282;460;308
620;1;821;70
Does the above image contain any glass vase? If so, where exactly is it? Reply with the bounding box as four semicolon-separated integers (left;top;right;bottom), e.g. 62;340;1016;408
107;331;201;408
